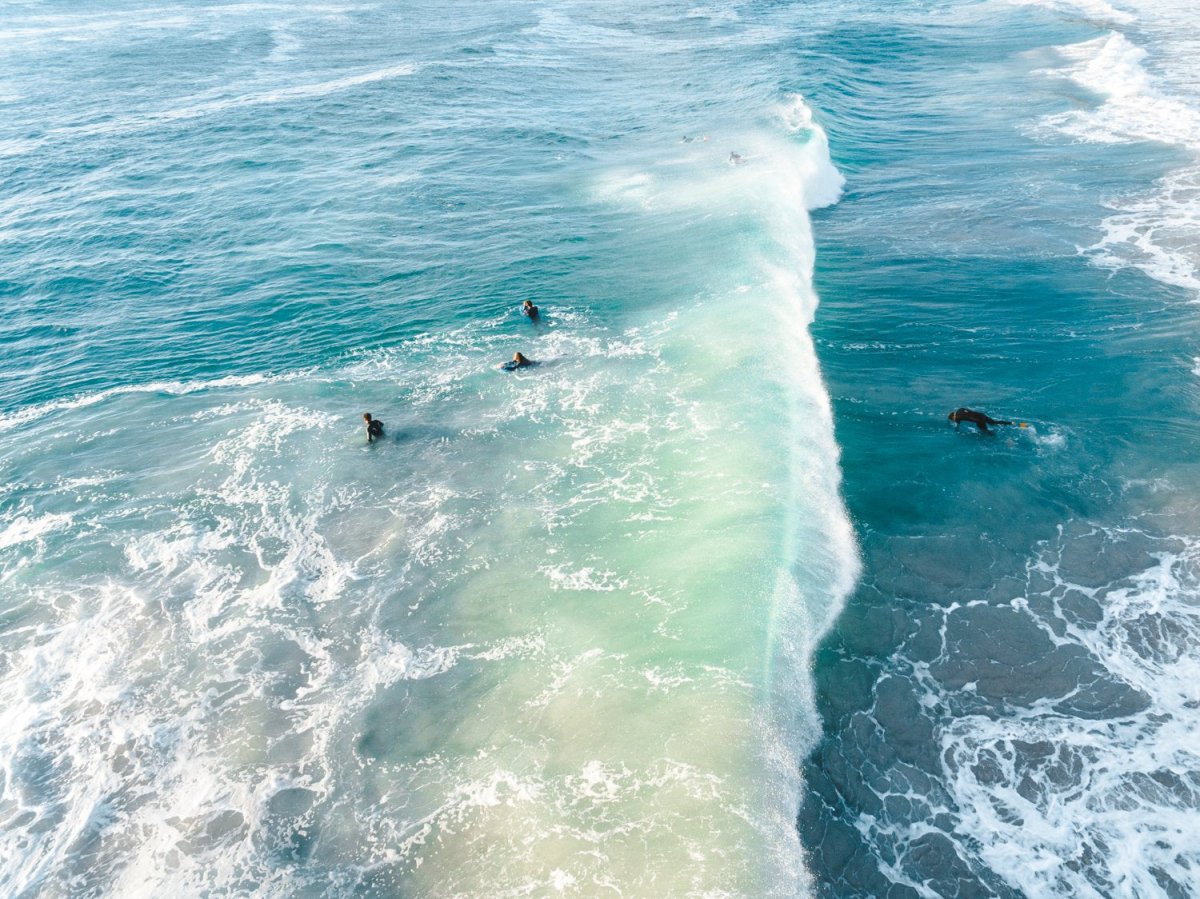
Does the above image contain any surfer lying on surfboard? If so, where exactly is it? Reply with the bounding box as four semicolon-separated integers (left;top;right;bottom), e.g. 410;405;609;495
948;408;1023;433
501;352;537;371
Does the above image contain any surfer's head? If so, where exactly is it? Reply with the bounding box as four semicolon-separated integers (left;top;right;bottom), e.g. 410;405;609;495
363;412;373;422
514;352;528;365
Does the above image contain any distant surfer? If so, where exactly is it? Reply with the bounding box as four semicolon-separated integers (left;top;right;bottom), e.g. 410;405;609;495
363;412;384;442
522;300;540;322
729;152;744;165
501;352;537;371
948;408;1012;433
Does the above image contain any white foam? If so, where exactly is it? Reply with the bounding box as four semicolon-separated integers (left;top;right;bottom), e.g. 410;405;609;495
843;522;1200;897
1004;0;1135;26
1027;426;1067;450
594;97;843;217
0;372;290;434
124;523;236;574
1090;166;1200;293
355;634;462;694
939;527;1200;896
0;511;73;550
1032;29;1200;295
1038;33;1199;147
589;93;859;896
0;137;39;157
0;94;858;897
538;564;629;592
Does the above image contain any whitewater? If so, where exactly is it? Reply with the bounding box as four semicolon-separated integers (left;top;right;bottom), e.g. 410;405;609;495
0;2;856;896
6;0;1200;896
799;0;1200;896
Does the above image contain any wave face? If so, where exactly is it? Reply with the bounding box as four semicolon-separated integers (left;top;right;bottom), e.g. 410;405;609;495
0;3;856;896
798;0;1200;896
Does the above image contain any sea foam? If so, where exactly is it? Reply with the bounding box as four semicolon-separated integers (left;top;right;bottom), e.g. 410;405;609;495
942;524;1200;897
1035;26;1200;295
0;95;857;897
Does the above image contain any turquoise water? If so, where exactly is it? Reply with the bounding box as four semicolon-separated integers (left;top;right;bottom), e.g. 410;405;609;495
1;0;1199;896
1;3;856;895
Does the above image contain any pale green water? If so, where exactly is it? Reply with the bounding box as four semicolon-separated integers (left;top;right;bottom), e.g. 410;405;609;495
0;4;857;892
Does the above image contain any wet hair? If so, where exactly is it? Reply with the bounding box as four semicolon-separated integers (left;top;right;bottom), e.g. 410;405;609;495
363;412;373;421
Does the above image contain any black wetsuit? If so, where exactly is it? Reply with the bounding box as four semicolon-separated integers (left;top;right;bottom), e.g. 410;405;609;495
524;305;540;321
366;419;384;442
949;408;1012;433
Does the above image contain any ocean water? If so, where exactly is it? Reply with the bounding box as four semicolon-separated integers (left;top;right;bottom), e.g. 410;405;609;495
0;1;1197;898
1;2;856;895
798;0;1200;896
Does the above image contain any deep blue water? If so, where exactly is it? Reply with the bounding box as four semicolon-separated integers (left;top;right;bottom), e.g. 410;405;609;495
1;0;1198;896
798;2;1200;896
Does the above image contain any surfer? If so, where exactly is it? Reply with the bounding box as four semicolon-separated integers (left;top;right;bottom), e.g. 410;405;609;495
363;412;384;442
501;352;536;371
729;152;744;165
948;408;1013;433
522;300;540;321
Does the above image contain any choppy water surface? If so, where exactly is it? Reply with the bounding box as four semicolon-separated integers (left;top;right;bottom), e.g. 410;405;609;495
799;0;1200;896
3;0;1200;897
0;2;855;896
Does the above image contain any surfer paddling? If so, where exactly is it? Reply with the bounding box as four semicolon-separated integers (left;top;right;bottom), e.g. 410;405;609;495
522;300;540;322
947;408;1013;433
501;352;537;371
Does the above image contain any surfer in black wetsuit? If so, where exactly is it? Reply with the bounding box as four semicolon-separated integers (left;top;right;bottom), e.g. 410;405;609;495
948;408;1012;433
522;300;540;322
363;412;384;442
